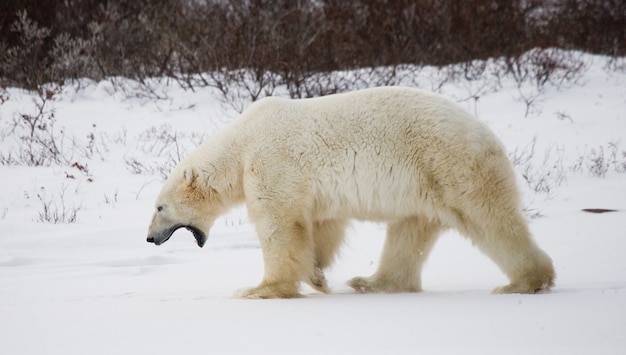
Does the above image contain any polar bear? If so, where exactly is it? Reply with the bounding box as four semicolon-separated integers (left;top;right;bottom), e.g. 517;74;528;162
147;86;555;299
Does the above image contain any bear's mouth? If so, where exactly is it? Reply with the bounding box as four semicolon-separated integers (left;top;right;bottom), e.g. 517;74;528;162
147;224;207;248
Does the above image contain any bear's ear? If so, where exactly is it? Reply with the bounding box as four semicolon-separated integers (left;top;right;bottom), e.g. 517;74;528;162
182;166;196;185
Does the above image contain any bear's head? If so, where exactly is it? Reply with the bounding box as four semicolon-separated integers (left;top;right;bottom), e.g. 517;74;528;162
147;165;225;248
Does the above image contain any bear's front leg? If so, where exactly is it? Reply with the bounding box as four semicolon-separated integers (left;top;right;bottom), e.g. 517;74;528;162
240;215;316;299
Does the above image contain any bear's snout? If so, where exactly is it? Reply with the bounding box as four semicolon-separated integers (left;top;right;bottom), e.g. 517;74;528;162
146;232;168;246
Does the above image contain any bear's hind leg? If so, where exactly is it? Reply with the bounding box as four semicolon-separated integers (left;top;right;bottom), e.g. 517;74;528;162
306;219;348;293
461;210;555;294
348;217;442;293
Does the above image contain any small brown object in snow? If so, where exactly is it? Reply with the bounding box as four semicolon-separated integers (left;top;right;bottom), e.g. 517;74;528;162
582;208;618;214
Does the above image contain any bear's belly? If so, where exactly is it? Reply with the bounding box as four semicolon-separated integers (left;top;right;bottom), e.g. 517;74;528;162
310;171;440;222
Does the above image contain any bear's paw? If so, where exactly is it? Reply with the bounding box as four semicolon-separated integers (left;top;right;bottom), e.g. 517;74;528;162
347;276;421;294
236;282;302;299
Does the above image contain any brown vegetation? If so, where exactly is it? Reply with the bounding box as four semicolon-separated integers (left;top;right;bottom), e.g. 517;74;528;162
1;0;624;91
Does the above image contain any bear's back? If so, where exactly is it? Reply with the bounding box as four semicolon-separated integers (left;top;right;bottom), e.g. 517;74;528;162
243;86;496;150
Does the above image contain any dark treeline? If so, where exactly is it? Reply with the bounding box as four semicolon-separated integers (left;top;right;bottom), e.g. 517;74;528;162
1;0;624;90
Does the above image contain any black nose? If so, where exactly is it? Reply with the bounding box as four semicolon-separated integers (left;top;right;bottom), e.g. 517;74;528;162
147;236;155;243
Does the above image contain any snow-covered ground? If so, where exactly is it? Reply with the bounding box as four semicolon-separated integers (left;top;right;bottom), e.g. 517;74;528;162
1;53;625;354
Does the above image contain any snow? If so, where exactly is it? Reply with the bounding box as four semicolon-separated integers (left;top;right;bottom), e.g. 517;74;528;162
1;53;625;354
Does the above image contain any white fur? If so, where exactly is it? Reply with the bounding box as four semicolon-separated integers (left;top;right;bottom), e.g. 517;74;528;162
148;86;555;298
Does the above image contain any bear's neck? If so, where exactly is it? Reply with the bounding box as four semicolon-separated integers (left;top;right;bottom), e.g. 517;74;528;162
197;126;245;208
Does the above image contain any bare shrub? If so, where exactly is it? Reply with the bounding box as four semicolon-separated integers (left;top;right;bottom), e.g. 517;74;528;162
518;87;545;118
587;147;610;178
103;190;119;206
220;69;280;112
503;48;590;90
35;185;80;224
554;111;574;123
125;157;157;176
605;56;626;74
108;76;174;103
0;86;69;166
438;60;502;115
0;87;8;104
283;65;420;100
509;138;567;196
584;142;626;177
76;124;109;161
0;86;112;169
2;11;52;89
49;23;104;86
124;125;205;180
500;48;590;117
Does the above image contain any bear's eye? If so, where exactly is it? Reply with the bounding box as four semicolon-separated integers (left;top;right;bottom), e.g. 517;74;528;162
156;205;164;212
